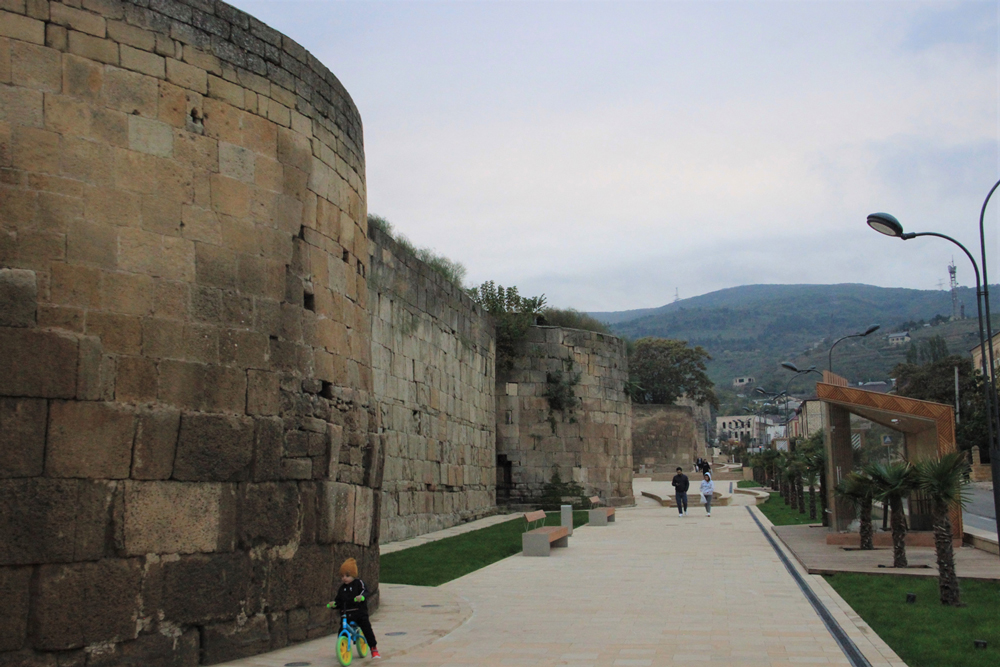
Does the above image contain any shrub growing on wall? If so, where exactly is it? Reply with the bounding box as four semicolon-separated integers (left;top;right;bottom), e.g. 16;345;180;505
368;213;467;287
468;281;546;371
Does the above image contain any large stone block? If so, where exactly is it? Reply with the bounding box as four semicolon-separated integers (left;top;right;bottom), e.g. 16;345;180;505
0;268;36;327
173;413;254;482
200;614;270;665
31;558;142;650
263;545;334;611
85;629;199;667
0;398;47;478
238;482;299;547
317;481;355;544
131;408;180;480
0;327;79;399
0;479;113;565
123;481;235;556
251;417;283;482
160;553;254;624
45;401;136;479
0;566;30;651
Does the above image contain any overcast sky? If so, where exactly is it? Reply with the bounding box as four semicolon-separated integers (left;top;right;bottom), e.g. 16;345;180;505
231;0;999;311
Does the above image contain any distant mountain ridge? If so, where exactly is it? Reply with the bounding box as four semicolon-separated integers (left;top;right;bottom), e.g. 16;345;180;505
592;283;998;392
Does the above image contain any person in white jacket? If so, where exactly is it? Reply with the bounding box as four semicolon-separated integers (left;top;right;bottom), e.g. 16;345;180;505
700;472;715;517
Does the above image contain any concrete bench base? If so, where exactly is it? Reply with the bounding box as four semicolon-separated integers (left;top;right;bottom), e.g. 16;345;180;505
588;507;616;526
522;528;569;556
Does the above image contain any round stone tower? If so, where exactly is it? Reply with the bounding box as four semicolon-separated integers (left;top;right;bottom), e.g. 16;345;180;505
0;1;378;664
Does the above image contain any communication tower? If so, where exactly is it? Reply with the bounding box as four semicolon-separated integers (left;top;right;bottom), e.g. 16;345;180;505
949;259;963;320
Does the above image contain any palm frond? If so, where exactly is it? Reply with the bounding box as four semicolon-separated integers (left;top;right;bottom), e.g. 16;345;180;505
913;452;971;510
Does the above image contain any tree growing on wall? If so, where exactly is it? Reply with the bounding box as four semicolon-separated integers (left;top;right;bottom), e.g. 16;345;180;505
628;337;718;407
468;281;546;371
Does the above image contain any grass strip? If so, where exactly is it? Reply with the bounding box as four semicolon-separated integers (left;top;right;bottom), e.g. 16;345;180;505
737;479;763;488
824;572;1000;667
380;511;589;586
755;492;818;526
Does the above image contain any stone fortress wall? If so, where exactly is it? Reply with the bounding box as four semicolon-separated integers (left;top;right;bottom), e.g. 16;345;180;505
497;327;634;506
631;398;711;472
368;223;497;543
0;1;381;665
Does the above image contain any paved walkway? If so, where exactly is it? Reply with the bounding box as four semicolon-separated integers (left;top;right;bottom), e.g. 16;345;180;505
774;524;1000;580
221;504;905;667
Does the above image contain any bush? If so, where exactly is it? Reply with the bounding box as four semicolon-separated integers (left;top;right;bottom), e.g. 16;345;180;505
539;308;611;334
367;213;467;288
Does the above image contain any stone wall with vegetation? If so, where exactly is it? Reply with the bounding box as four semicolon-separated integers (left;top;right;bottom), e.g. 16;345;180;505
0;1;379;665
632;399;711;472
496;326;633;506
368;224;497;543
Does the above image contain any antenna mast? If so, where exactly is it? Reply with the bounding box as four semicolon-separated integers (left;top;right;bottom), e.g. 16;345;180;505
949;259;962;320
674;288;680;303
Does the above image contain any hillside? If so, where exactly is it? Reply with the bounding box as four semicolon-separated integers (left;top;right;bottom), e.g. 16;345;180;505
595;283;1000;396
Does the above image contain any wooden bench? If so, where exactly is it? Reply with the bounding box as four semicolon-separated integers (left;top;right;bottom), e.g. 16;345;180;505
521;510;569;556
588;496;615;526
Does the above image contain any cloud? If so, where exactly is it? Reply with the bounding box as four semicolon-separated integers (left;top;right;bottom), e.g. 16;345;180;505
231;1;998;311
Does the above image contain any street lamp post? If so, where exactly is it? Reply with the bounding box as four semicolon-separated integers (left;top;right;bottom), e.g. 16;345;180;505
829;324;880;374
867;210;1000;549
780;363;822;440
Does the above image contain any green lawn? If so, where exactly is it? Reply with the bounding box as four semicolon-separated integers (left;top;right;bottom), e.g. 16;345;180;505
380;511;589;586
755;492;819;525
737;479;763;488
824;573;1000;667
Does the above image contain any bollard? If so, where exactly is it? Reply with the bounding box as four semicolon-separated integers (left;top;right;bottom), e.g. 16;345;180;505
561;504;574;536
905;593;916;603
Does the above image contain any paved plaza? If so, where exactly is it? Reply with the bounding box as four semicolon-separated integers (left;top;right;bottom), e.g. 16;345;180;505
222;501;907;667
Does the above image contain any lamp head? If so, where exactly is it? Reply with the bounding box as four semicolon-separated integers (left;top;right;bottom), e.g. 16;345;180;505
867;212;904;237
863;324;880;336
781;362;799;372
754;387;766;395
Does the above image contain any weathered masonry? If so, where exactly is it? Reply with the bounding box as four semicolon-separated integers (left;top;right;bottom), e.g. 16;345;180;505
369;223;497;543
496;327;634;506
0;1;378;665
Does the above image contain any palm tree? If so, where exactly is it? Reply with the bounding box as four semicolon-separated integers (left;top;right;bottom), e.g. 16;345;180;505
866;461;918;567
913;453;970;606
836;472;876;550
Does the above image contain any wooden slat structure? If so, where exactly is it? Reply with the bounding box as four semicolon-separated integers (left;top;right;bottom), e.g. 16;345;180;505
816;373;961;539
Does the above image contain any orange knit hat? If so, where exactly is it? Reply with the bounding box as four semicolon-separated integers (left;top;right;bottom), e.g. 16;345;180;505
339;558;358;578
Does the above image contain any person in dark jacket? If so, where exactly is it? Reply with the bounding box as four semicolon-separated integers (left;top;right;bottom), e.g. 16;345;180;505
700;459;712;475
329;558;380;658
671;467;689;516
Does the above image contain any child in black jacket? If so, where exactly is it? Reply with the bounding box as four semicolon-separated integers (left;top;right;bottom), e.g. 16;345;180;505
329;558;380;658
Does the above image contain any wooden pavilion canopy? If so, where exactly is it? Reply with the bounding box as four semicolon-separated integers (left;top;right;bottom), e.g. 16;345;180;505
815;372;960;537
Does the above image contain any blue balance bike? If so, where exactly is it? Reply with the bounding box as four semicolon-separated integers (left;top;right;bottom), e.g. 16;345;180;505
326;603;369;666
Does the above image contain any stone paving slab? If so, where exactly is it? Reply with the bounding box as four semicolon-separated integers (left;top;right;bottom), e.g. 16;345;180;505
774;524;1000;580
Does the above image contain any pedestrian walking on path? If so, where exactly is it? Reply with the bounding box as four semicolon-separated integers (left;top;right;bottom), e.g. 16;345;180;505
671;466;689;516
700;472;714;516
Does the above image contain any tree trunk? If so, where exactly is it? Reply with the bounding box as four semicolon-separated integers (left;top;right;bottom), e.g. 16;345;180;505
771;466;778;491
797;476;806;514
809;485;817;520
820;470;828;527
932;505;961;606
889;496;908;567
859;499;874;550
